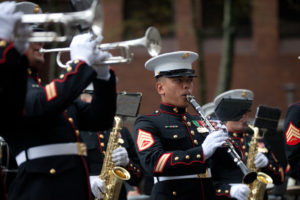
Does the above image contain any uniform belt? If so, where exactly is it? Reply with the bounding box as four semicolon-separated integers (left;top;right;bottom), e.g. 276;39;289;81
154;168;211;184
15;142;87;166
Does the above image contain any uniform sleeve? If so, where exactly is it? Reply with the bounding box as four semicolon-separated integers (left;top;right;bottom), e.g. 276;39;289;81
24;59;96;118
260;146;285;185
76;69;117;131
121;127;143;186
0;39;27;132
284;103;300;179
134;116;207;176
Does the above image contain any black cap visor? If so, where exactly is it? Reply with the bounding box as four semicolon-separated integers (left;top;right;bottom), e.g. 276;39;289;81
156;69;196;78
215;98;252;121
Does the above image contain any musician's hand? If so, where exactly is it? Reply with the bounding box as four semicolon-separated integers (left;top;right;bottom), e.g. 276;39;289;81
89;176;106;199
70;32;110;66
0;2;21;41
92;54;112;81
112;146;129;167
202;129;228;160
255;152;268;169
230;184;250;200
14;23;31;54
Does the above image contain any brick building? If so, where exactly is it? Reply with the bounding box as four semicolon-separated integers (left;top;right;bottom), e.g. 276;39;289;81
100;0;300;129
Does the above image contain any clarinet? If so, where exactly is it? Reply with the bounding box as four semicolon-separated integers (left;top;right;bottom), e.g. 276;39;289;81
186;95;257;184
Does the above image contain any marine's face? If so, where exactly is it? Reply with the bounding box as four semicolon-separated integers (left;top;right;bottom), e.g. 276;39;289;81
25;42;45;70
156;76;194;108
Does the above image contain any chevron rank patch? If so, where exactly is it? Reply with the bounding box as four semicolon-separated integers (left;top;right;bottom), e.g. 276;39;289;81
45;81;57;101
137;129;154;151
285;122;300;145
154;153;171;173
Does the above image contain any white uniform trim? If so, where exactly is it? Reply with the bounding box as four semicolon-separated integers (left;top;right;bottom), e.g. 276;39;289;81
15;142;87;166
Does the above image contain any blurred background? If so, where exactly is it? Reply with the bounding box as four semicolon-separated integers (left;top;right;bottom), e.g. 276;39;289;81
21;0;300;131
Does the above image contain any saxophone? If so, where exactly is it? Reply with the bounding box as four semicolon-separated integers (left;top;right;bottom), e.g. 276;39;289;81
247;125;273;200
98;116;131;200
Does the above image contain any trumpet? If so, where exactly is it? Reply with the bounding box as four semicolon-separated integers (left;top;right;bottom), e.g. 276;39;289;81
15;0;101;42
186;95;257;184
40;26;162;68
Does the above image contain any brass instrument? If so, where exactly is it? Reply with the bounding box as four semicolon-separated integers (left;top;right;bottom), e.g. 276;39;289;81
98;116;130;200
40;26;162;68
15;0;101;42
247;125;273;200
186;95;257;184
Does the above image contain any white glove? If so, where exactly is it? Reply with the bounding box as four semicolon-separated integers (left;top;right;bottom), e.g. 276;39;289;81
254;152;268;169
230;184;250;200
70;33;111;66
112;146;129;167
0;1;22;40
89;176;106;199
92;54;112;81
202;130;228;160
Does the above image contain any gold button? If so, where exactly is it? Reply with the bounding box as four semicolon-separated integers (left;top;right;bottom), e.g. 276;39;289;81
74;59;80;64
197;154;201;159
101;142;105;147
183;116;187;121
75;130;80;136
175;157;179;161
233;133;237;137
225;190;229;194
185;155;190;159
0;40;6;47
38;78;42;83
173;107;178;113
137;169;140;172
27;68;32;75
172;191;176;196
68;118;73;123
59;74;64;79
33;6;40;13
102;151;106;155
269;164;272;167
187;122;191;126
130;164;133;167
155;110;159;113
49;168;56;174
191;130;195;135
273;167;276;170
67;66;72;72
217;189;221;193
245;152;248;156
173;135;178;139
194;140;198;145
242;145;246;150
240;138;244;142
100;134;104;139
134;167;136;170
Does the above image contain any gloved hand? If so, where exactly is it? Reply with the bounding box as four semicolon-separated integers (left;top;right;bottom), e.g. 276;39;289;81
89;176;106;199
0;1;22;40
202;129;228;160
92;54;112;81
230;184;250;200
70;32;111;66
255;152;268;169
112;146;129;167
